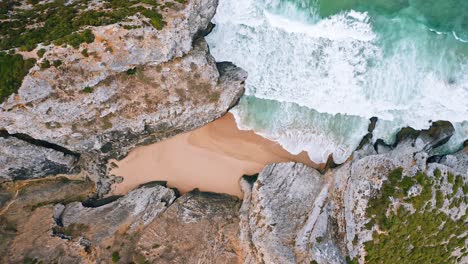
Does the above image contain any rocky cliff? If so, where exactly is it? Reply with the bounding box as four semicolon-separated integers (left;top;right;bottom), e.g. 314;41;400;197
238;121;467;264
0;0;246;195
1;120;465;263
0;1;466;264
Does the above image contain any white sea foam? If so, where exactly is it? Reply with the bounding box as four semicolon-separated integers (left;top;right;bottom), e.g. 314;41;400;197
264;11;376;41
207;0;468;163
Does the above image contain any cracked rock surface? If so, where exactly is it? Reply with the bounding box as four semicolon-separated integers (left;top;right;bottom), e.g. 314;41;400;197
0;0;246;188
136;190;241;263
0;136;78;181
237;121;467;264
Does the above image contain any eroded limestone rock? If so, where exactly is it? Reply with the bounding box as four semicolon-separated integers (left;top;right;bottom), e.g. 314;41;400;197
238;121;466;264
0;0;246;188
136;190;241;264
59;184;176;243
239;163;325;264
0;135;78;181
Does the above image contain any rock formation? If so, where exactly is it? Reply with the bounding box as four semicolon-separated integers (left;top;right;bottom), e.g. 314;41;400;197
0;120;466;263
0;134;78;181
0;1;466;264
0;0;246;194
238;120;467;264
136;190;241;263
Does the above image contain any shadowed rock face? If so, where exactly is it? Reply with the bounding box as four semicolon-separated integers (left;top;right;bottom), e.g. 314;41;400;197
0;136;78;181
239;163;325;264
136;190;241;264
0;178;242;264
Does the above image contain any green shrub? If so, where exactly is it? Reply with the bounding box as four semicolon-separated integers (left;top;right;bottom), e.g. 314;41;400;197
447;173;455;184
388;167;403;184
111;251;120;262
399;176;414;194
54;29;95;48
52;223;89;237
209;91;221;103
81;48;89;57
52;60;62;67
0;52;36;103
40;59;51;69
0;0;166;51
453;175;463;193
82;86;93;93
363;170;467;264
36;48;46;58
126;67;137;75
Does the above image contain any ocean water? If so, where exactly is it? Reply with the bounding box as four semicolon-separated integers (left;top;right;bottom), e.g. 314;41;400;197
206;0;468;163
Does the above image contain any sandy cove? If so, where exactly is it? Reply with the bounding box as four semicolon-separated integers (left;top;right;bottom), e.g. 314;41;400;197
109;113;318;197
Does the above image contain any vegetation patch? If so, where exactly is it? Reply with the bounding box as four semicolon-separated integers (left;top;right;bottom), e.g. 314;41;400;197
126;67;138;75
112;251;121;262
0;0;179;52
82;86;94;93
0;52;36;103
208;90;221;103
40;59;51;69
357;168;467;264
36;48;46;58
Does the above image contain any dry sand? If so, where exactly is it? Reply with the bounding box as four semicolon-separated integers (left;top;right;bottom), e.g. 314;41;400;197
109;113;318;197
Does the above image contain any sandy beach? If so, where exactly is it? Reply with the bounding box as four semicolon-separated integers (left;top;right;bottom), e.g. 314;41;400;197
109;113;317;197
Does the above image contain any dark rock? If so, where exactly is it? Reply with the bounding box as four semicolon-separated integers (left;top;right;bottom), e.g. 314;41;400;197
137;180;168;189
368;117;378;133
81;195;123;208
427;155;443;163
420;120;455;149
357;132;373;150
374;139;392;154
394;127;420;145
392;121;454;151
241;174;259;185
195;21;216;39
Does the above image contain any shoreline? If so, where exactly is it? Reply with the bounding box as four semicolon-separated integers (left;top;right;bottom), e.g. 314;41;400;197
108;113;318;197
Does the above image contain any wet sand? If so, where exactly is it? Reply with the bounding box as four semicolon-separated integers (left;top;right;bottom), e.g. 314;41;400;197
109;113;317;197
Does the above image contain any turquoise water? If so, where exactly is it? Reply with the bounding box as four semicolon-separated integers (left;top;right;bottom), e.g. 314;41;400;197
206;0;468;163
